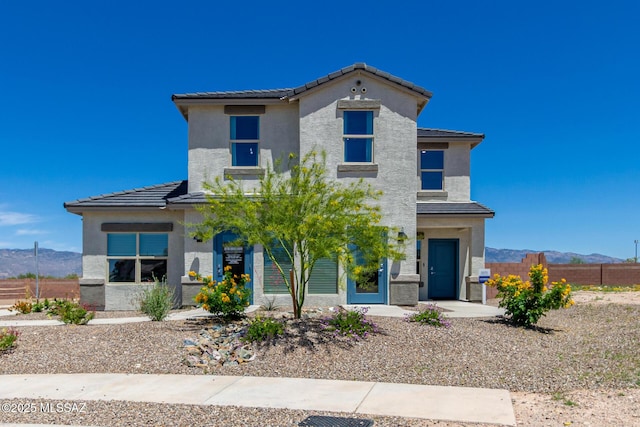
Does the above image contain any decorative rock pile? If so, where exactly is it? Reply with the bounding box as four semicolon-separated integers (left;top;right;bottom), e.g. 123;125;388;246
183;321;255;370
182;307;332;370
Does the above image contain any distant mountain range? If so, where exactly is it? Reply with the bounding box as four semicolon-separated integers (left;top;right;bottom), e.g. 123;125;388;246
0;249;81;279
485;248;623;264
0;247;625;278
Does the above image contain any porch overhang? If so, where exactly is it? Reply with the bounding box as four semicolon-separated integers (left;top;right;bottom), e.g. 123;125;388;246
416;202;495;218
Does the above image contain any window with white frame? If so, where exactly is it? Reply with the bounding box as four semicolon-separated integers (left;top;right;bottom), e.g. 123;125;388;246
343;111;374;162
230;116;259;166
420;150;444;190
107;233;168;283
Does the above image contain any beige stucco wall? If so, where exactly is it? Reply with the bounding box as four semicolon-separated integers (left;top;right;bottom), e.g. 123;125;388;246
187;104;299;194
297;74;419;283
443;143;471;202
81;210;185;310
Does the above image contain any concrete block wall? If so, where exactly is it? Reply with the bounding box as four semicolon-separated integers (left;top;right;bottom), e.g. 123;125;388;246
485;253;548;298
487;253;640;290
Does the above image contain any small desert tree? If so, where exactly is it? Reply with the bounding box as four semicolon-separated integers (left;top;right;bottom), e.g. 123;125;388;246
192;151;404;319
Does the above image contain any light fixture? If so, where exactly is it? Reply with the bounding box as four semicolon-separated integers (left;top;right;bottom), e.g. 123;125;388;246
397;228;408;243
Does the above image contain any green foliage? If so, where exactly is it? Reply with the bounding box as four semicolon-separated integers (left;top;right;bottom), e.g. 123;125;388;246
406;304;451;327
486;264;574;327
0;328;19;351
192;150;405;318
51;300;95;325
9;297;93;325
569;256;585;264
139;277;174;321
192;268;251;319
242;316;285;342
322;307;378;340
31;298;52;313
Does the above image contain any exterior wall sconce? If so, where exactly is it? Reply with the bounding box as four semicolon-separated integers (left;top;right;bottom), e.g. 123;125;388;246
397;228;408;243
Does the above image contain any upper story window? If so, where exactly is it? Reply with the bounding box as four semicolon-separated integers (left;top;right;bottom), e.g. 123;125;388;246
343;111;373;162
420;150;444;190
230;116;259;166
107;233;168;283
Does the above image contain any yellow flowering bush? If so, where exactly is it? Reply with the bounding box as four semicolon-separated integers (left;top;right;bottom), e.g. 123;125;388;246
485;264;574;327
191;266;251;319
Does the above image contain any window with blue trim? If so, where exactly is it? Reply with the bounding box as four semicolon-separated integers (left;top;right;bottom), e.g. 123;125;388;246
230;116;259;166
343;111;373;162
420;150;444;190
107;233;168;283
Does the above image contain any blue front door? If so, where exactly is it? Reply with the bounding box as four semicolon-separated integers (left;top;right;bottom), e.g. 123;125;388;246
427;239;458;299
347;258;387;304
213;231;253;303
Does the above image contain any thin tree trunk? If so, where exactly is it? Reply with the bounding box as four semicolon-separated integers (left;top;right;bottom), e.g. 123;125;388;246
289;269;300;318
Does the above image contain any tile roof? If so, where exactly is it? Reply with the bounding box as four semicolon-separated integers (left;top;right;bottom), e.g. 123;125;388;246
172;63;433;101
64;183;493;218
288;63;433;99
416;202;494;217
172;89;292;100
418;128;484;138
64;181;188;209
167;191;207;205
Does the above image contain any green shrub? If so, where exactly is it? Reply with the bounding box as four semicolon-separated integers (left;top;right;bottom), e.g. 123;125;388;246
0;328;19;351
139;278;174;321
191;267;251;319
31;298;52;313
53;300;95;325
486;264;574;327
31;301;44;312
322;307;378;340
242;316;285;342
406;304;451;327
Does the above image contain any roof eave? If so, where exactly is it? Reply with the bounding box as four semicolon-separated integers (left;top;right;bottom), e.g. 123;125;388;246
417;212;495;219
64;205;172;214
285;67;432;105
417;133;485;148
172;97;287;121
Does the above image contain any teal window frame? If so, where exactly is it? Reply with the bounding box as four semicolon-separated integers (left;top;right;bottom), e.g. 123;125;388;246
420;150;444;190
343;111;374;162
107;233;168;283
230;116;259;166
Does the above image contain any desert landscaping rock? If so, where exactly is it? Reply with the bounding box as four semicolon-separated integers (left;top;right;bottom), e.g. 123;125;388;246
182;320;256;370
1;290;639;426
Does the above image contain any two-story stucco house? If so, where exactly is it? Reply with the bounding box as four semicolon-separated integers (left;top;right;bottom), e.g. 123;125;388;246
64;63;494;310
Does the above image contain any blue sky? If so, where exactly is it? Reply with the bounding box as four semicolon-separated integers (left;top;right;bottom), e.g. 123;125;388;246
1;1;639;260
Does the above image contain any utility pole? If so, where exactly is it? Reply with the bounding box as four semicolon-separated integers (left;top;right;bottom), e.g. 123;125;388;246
34;241;40;299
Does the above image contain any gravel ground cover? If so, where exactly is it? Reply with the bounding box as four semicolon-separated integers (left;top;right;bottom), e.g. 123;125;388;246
1;291;639;426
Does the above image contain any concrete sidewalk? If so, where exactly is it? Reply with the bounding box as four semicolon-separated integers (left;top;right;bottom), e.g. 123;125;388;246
0;305;513;425
0;373;516;426
0;302;504;327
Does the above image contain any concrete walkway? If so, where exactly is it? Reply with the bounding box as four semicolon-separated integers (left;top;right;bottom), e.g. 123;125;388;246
0;373;516;426
0;301;505;327
0;303;513;426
